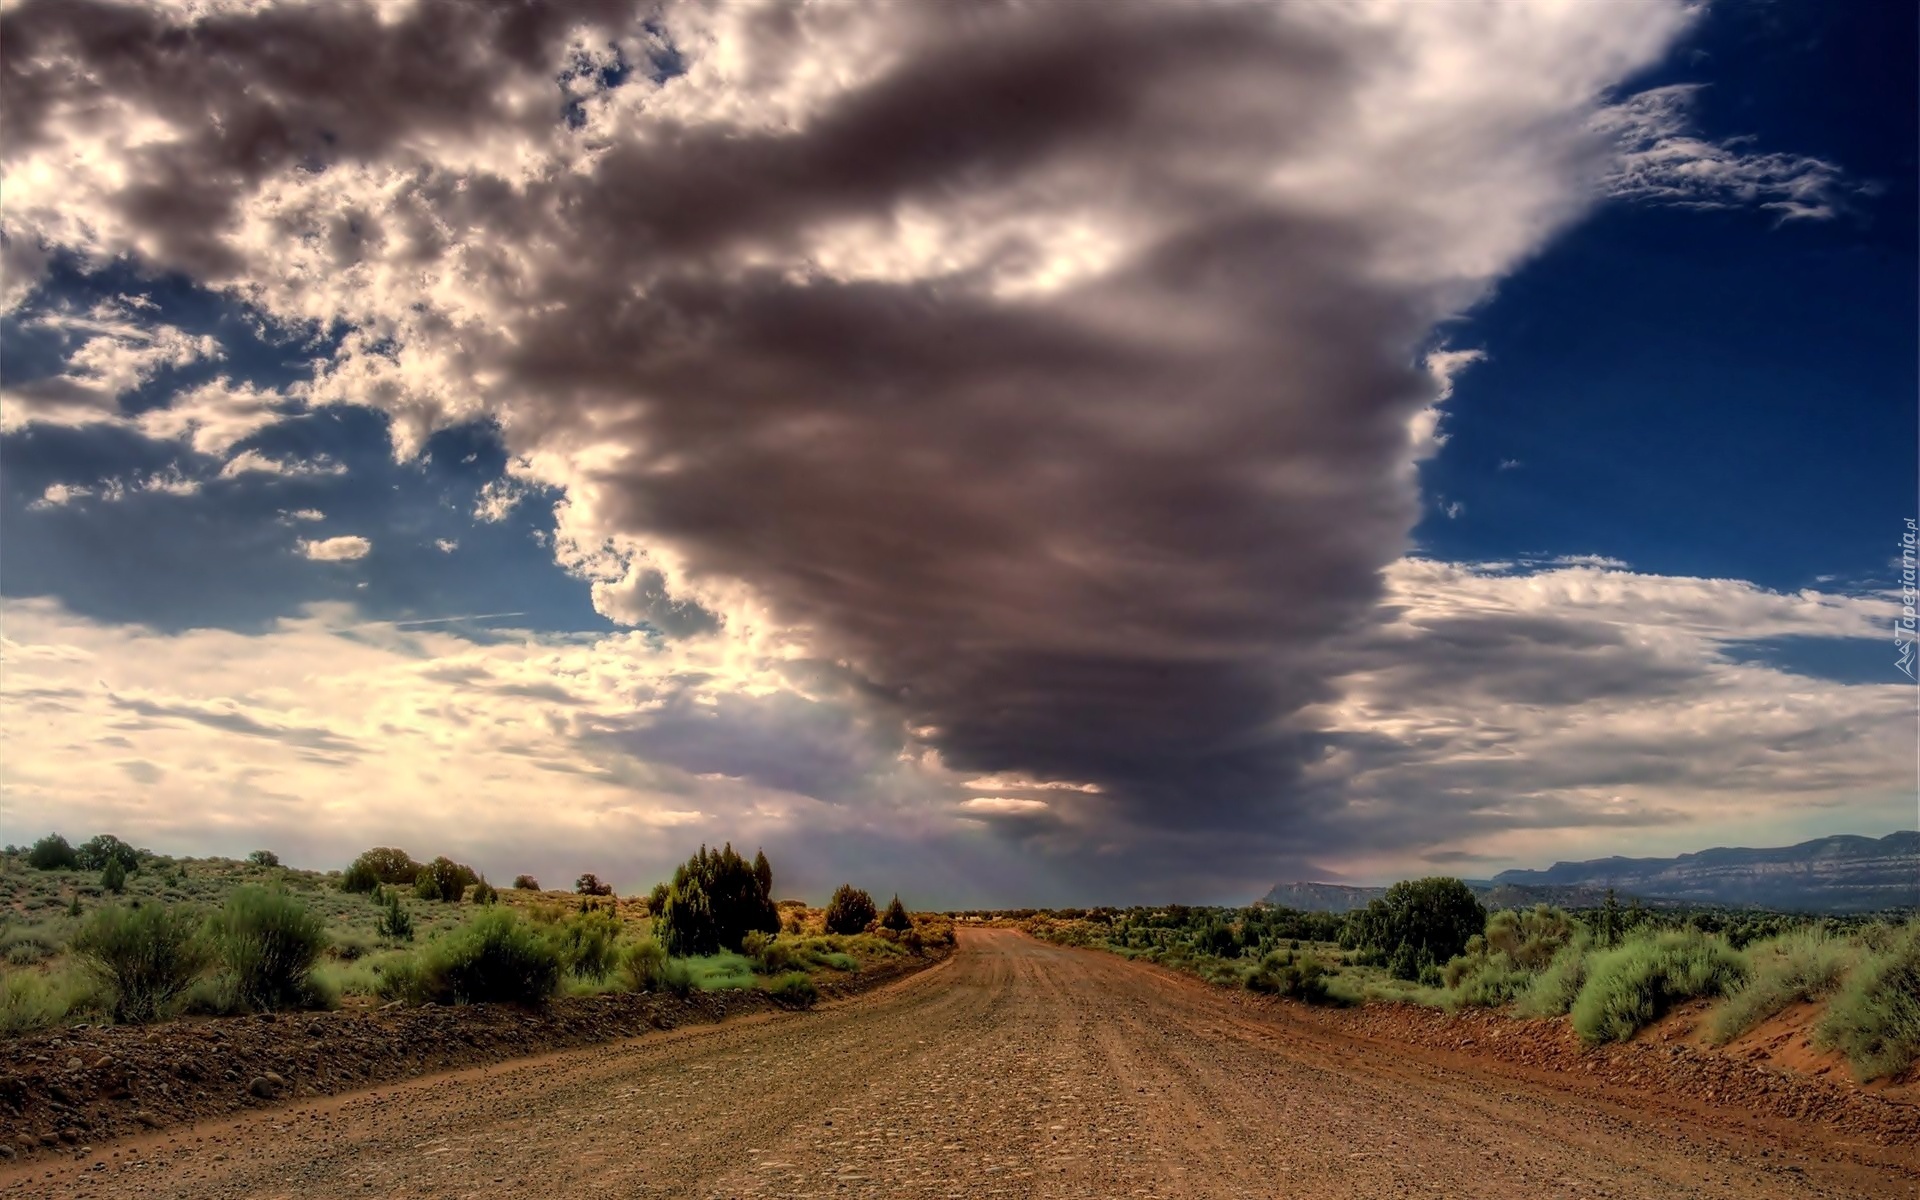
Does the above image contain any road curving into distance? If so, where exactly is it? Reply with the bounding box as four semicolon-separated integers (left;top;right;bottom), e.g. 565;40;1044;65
4;928;1910;1199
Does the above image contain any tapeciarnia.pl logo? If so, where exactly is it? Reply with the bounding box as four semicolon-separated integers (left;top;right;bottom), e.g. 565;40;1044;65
1898;518;1917;680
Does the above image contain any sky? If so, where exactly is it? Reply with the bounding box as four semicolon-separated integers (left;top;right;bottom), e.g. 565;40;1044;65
1;0;1914;906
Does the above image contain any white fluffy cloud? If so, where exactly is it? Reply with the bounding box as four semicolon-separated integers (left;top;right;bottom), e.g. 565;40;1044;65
297;535;371;562
1303;560;1914;875
2;556;1904;898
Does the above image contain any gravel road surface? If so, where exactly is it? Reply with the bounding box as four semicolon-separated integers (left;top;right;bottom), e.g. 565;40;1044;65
3;928;1907;1199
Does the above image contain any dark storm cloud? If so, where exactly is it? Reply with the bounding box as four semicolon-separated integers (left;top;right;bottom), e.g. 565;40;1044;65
0;0;1725;893
1;0;1427;866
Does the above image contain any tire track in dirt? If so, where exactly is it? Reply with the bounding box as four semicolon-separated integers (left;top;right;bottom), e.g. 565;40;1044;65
2;929;1908;1199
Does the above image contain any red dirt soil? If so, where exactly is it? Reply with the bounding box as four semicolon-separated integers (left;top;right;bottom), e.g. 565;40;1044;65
0;930;1912;1199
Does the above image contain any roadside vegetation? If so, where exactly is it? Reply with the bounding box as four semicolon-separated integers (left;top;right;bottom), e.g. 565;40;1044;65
0;834;952;1036
1011;885;1917;1082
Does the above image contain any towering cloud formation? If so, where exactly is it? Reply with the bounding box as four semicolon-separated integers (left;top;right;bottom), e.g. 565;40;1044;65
18;0;1848;889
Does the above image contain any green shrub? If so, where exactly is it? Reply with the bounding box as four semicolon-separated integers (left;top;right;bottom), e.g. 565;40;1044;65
766;971;819;1008
100;857;128;894
512;874;540;890
1570;931;1748;1045
247;850;281;868
622;938;692;995
1709;928;1857;1044
1815;924;1920;1082
415;910;561;1006
824;884;878;936
1245;950;1340;1004
681;952;755;991
330;930;377;961
27;833;79;871
0;964;108;1034
1516;934;1594;1017
207;887;331;1012
655;844;780;956
1482;905;1578;971
552;909;622;980
370;951;425;1003
746;931;816;974
472;878;499;906
71;903;213;1023
1443;952;1535;1009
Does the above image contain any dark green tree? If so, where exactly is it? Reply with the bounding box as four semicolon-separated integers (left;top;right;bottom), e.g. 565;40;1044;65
27;833;80;871
100;856;128;894
656;844;780;955
575;872;615;896
1348;877;1487;979
345;847;419;890
753;850;773;901
76;834;142;874
376;887;415;941
882;894;912;932
247;850;281;868
824;884;878;936
415;856;479;903
1600;888;1622;948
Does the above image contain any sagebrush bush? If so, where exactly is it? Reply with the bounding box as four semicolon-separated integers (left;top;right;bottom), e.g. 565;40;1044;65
1515;933;1594;1017
71;902;212;1023
1245;950;1339;1004
621;938;690;995
415;910;561;1006
1482;905;1578;972
0;964;107;1033
1709;928;1857;1044
744;930;806;974
207;887;331;1012
1570;931;1748;1044
766;971;818;1008
1815;924;1920;1082
552;909;622;980
1444;952;1535;1009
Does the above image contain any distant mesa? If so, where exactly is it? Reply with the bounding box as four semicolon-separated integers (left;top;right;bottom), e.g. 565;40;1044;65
1260;832;1919;914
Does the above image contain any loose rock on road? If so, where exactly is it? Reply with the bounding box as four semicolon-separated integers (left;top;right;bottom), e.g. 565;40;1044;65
5;928;1909;1198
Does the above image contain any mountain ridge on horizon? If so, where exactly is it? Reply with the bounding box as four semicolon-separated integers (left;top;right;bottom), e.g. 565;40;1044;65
1260;831;1918;914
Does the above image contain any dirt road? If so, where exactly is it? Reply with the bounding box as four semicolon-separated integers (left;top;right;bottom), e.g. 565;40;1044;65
4;929;1910;1199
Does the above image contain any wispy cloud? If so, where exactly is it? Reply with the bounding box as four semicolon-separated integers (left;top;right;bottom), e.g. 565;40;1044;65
1595;84;1856;220
222;450;348;479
